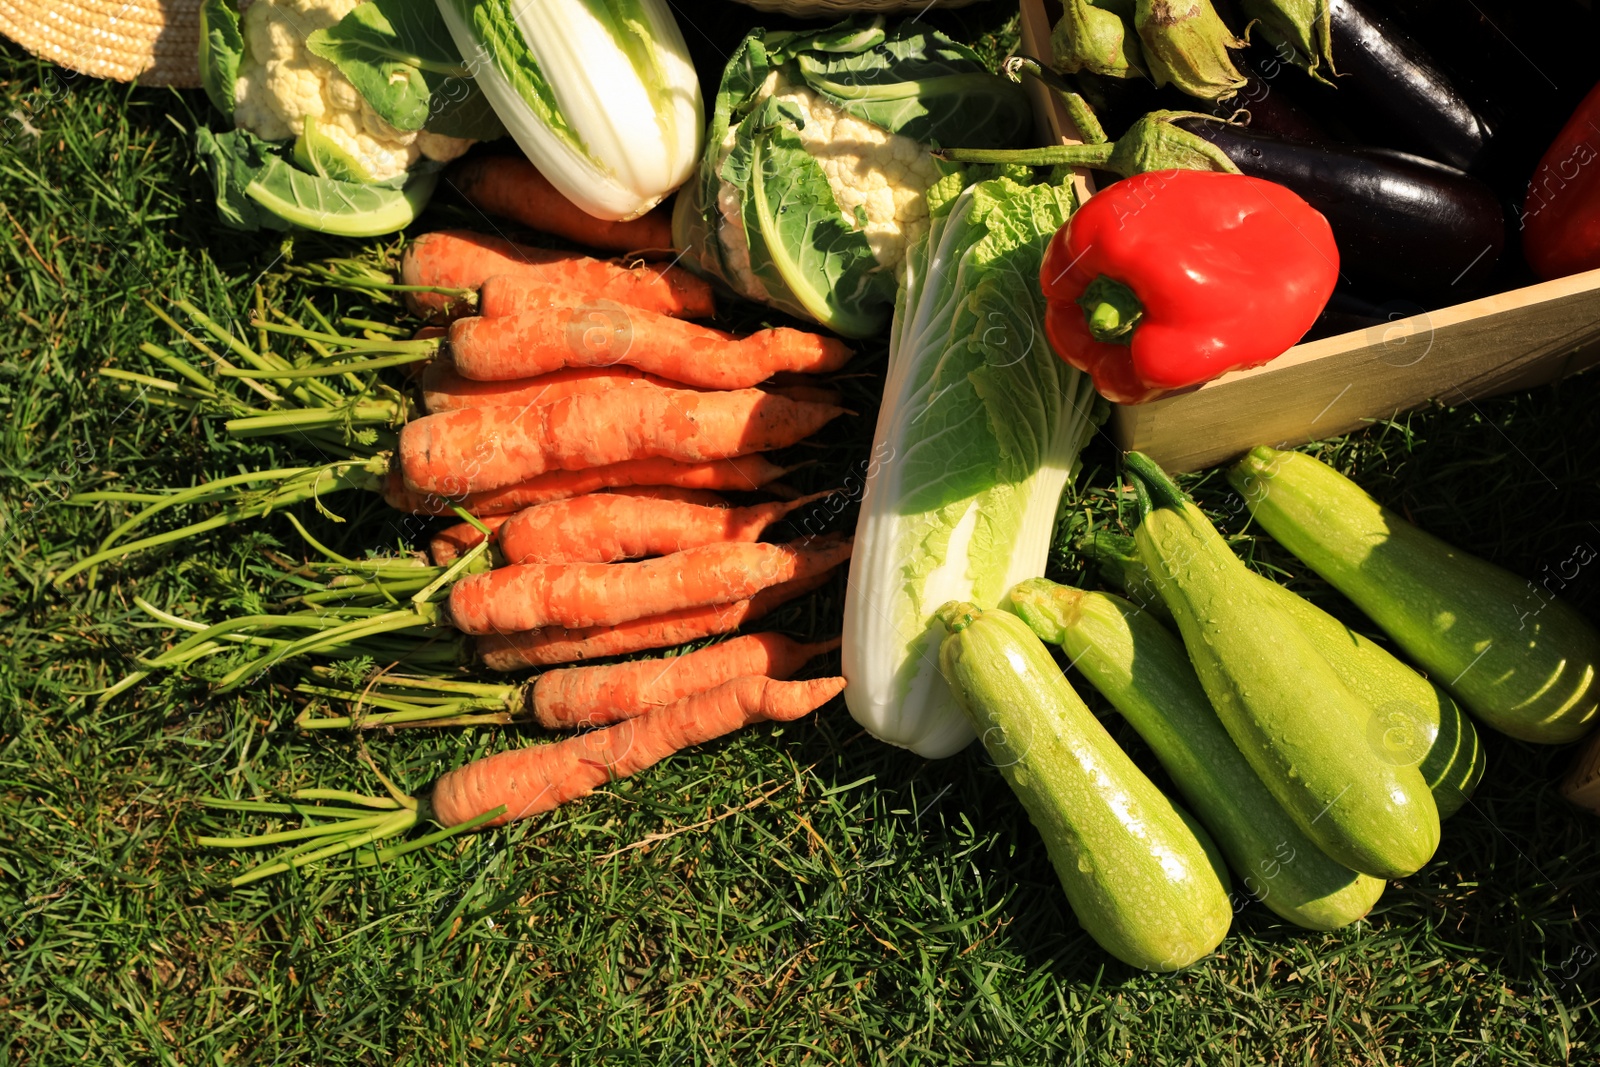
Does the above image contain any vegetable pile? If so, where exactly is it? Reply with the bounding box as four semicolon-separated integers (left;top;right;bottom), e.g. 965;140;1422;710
60;2;1600;981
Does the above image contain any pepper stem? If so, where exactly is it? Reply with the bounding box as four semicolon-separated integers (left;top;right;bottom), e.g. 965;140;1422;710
1077;275;1144;344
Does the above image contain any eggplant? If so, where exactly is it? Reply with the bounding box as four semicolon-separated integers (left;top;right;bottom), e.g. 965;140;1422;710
1382;0;1600;195
1171;118;1506;300
1214;54;1329;143
1305;0;1495;172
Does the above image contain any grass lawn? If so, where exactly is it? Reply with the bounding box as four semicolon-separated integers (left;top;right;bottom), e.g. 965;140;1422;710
3;12;1599;1064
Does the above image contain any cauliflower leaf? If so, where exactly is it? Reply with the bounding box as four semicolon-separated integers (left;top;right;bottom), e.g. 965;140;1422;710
305;0;504;141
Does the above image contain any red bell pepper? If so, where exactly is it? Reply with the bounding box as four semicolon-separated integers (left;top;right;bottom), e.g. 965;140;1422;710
1523;79;1600;281
1040;169;1339;404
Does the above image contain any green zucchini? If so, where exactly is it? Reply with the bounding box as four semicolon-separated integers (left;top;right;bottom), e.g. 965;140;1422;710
1229;446;1600;744
1007;579;1384;930
1081;531;1484;816
935;601;1233;971
1125;451;1440;879
1079;529;1175;625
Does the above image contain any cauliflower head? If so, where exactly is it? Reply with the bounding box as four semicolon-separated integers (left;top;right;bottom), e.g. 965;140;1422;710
232;0;472;182
713;72;943;304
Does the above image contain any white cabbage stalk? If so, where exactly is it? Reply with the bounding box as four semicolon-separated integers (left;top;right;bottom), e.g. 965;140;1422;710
437;0;703;221
842;177;1100;759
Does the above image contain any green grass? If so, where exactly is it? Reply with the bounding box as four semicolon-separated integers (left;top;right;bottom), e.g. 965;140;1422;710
3;27;1600;1066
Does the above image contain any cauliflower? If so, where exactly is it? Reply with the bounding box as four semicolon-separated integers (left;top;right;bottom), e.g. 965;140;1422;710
712;72;942;304
232;0;472;182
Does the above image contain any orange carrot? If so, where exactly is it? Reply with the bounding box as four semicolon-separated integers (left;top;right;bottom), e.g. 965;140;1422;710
428;675;845;828
420;363;650;414
476;571;835;670
530;633;842;729
448;156;676;254
445;535;853;635
398;384;844;495
427;486;731;565
497;490;833;565
473;272;718;323
428;513;514;566
400;230;714;322
423;360;833;415
447;299;852;389
597;486;730;506
381;455;792;517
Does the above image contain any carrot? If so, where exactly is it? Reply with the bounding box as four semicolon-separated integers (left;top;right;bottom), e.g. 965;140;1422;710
448;156;676;254
447;300;853;390
398;385;845;495
473;272;717;323
477;570;836;670
423;361;839;414
428;513;514;566
420;363;647;414
497;490;833;565
530;633;842;729
428;675;846;828
427;486;731;565
596;486;730;506
381;454;791;517
445;535;854;635
400;230;714;322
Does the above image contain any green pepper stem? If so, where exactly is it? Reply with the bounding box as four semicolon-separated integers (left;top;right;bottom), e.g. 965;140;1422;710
1077;275;1144;344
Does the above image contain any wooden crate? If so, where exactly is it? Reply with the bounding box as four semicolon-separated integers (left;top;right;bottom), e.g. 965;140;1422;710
1017;0;1600;473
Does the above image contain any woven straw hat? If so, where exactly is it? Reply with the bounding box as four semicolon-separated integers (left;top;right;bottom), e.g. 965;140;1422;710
0;0;201;87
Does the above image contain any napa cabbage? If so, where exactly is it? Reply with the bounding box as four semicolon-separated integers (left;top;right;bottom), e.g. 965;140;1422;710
841;174;1105;757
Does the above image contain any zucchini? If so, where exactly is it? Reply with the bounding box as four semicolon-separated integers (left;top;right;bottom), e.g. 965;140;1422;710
1126;451;1440;879
1008;579;1385;930
1081;531;1484;816
935;602;1233;971
1230;446;1600;744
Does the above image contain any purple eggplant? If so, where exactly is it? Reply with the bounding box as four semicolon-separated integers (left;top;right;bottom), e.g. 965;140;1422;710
1303;0;1494;172
1171;117;1506;299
